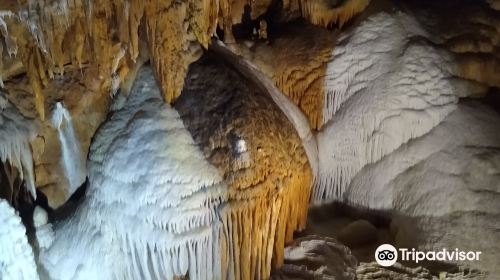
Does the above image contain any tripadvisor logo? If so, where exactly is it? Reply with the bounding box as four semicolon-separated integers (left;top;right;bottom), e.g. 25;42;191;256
375;244;482;267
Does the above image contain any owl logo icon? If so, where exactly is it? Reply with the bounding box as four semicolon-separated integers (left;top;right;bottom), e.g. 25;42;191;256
375;244;398;266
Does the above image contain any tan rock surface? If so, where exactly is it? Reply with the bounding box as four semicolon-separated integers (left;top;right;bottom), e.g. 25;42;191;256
2;69;110;207
175;54;312;280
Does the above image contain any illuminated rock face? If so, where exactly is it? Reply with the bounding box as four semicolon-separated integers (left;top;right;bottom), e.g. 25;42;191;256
50;102;86;198
39;66;227;280
175;55;313;280
0;0;369;122
0;0;215;120
312;11;482;204
0;199;39;280
2;69;111;208
241;24;336;130
346;101;500;277
0;0;499;279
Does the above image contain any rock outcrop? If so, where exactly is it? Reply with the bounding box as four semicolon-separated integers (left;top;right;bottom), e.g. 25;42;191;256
176;54;312;280
345;101;500;277
271;235;357;280
39;66;226;280
0;91;36;203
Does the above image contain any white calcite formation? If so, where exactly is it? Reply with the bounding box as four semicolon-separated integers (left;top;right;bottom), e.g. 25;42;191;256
50;102;86;199
33;206;54;250
0;92;37;198
345;101;500;277
0;199;39;280
313;11;481;204
39;66;227;280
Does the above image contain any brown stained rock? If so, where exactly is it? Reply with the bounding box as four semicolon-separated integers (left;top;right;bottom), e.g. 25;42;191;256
218;0;369;35
294;0;370;27
0;0;214;119
3;69;110;208
175;54;312;280
240;23;336;130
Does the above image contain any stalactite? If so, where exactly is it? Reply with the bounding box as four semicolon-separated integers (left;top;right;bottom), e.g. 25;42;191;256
297;0;370;28
176;54;312;280
218;0;369;42
0;92;36;198
0;0;371;115
0;0;218;115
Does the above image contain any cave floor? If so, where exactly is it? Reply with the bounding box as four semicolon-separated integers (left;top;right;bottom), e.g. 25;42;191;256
298;202;468;276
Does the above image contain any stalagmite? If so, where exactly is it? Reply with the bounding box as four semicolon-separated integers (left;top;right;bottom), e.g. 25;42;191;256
0;199;39;280
39;66;227;280
175;54;313;280
51;102;86;198
0;92;36;199
33;205;54;250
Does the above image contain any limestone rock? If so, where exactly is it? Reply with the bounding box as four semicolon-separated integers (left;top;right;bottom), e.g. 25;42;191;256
3;70;110;208
0;91;36;203
337;219;377;248
312;8;487;204
241;23;336;130
271;235;357;280
175;54;313;280
39;66;227;280
357;262;484;280
344;101;500;277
